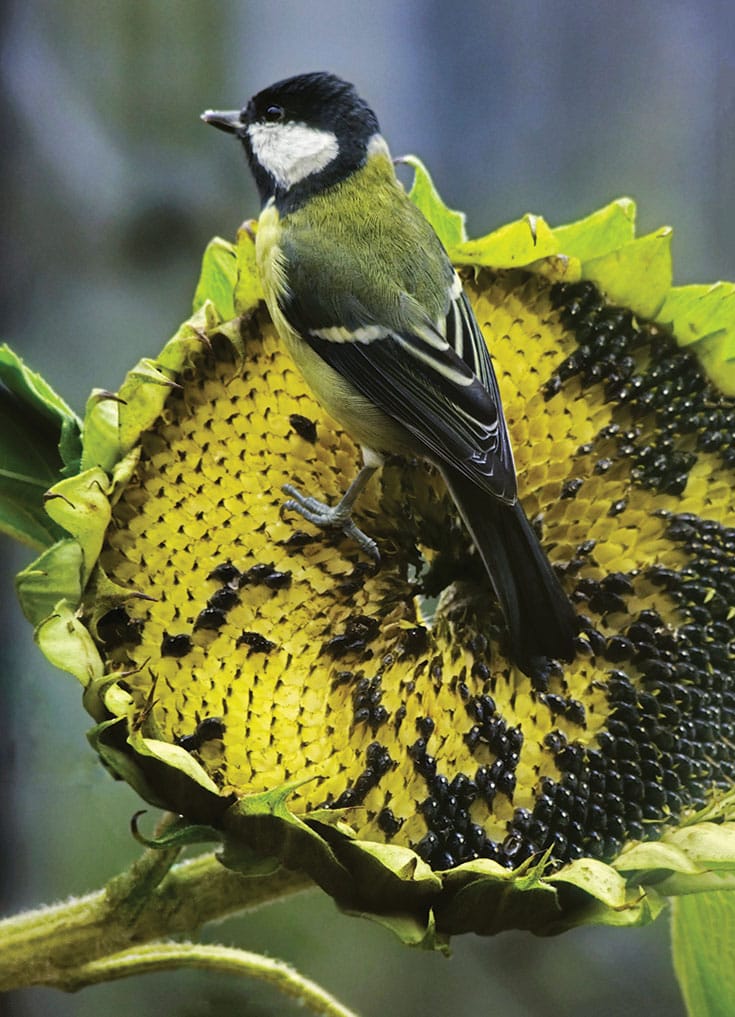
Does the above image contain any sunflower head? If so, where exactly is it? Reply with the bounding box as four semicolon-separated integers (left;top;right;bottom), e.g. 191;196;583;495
9;162;735;945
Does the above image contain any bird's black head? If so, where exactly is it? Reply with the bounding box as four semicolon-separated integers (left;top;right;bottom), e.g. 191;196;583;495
202;72;382;212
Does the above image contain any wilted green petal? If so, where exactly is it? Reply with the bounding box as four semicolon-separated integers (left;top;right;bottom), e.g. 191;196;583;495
221;784;353;894
545;857;666;931
131;813;224;850
80;391;124;473
234;226;264;314
43;469;111;585
657;282;735;395
615;824;735;896
15;540;84;626
90;716;170;808
552;197;637;262
193;236;238;320
550;856;631;906
453;213;558;267
666;823;735;870
336;836;441;908
404;155;467;249
436;857;561;936
35;599;104;686
571;885;666;931
350;908;447;953
582;227;673;318
614;840;704;876
658;281;735;349
128;731;222;797
687;788;735;825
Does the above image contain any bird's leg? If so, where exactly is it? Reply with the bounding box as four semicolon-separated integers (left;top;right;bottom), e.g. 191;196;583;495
282;462;380;564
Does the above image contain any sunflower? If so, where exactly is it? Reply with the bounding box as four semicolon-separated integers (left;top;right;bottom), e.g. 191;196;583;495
6;161;735;948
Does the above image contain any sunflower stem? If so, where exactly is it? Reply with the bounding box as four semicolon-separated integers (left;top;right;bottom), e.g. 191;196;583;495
104;812;183;920
0;849;311;993
52;941;361;1017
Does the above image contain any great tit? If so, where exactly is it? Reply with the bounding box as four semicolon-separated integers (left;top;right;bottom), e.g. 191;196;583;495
202;71;578;677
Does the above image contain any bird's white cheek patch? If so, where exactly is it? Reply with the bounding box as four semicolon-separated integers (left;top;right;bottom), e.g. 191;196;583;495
248;122;339;189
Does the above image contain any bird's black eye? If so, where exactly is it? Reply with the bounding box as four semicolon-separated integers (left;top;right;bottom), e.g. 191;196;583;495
264;104;285;123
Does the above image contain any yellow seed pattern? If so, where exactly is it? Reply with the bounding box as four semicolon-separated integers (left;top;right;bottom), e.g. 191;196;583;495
96;269;734;867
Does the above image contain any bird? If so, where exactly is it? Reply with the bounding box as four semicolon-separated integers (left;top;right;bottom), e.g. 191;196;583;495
201;71;578;678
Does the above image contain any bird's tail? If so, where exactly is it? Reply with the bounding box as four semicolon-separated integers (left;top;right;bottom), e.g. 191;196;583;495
441;466;578;677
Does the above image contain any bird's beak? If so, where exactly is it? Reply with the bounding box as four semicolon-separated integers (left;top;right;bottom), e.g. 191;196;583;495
201;109;243;135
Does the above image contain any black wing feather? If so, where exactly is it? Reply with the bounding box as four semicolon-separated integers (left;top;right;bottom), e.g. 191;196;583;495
280;258;516;501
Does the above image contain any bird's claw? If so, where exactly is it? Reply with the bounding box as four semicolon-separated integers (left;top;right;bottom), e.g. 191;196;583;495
281;484;381;567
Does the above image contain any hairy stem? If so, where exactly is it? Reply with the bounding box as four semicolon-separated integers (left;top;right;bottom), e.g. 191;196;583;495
0;849;310;992
55;941;361;1017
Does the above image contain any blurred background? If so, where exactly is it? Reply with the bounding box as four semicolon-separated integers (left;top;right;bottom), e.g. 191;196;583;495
2;1;733;1014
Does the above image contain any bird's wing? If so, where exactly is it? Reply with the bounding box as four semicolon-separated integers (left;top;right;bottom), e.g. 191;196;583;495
275;206;517;502
280;270;516;502
442;284;498;394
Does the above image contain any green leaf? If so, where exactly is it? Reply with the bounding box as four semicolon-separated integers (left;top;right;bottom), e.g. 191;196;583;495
404;156;467;249
553;197;637;262
0;343;80;427
672;892;735;1017
192;236;238;320
0;410;65;549
0;347;82;548
0;497;61;550
59;416;83;475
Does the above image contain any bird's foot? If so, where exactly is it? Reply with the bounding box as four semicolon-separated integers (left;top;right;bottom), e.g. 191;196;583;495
282;484;381;566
